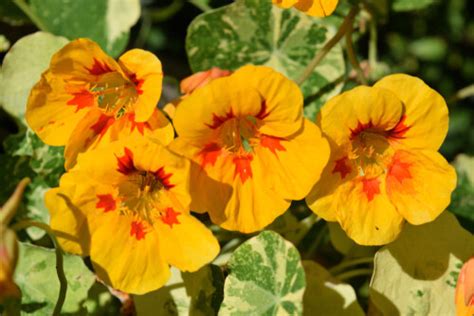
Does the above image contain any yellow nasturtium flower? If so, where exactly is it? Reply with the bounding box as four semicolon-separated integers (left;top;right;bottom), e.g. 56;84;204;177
45;138;219;294
456;257;474;316
171;65;330;233
272;0;338;17
307;74;457;245
26;38;172;169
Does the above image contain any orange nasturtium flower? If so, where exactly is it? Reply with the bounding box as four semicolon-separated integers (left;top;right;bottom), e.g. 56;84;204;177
272;0;338;17
45;138;219;294
456;257;474;316
171;65;330;233
26;38;172;169
306;74;457;245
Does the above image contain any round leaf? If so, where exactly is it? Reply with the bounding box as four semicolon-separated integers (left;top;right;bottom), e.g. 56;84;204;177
219;231;305;315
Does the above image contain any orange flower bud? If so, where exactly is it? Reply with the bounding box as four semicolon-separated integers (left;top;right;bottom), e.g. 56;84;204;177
0;227;20;303
456;257;474;316
180;67;232;95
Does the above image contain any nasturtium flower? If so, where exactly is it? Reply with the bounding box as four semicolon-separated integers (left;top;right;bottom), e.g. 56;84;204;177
272;0;338;17
45;138;219;294
26;38;172;169
306;74;457;245
456;257;474;316
171;65;330;233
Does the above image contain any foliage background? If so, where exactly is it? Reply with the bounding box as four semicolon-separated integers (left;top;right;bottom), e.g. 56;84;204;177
0;0;473;315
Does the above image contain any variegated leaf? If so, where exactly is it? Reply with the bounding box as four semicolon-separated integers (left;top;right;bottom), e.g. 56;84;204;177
186;0;345;119
219;231;305;316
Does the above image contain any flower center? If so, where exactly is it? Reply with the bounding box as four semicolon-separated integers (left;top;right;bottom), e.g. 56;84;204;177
90;72;138;118
219;116;260;154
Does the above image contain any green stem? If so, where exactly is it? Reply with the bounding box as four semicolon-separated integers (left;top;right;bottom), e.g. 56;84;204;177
188;0;212;12
12;220;67;316
345;20;367;85
296;6;359;85
149;0;185;22
368;18;378;71
12;0;48;32
328;256;373;275
335;268;373;282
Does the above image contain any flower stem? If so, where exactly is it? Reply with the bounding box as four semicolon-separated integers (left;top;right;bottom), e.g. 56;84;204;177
12;220;67;316
328;256;373;275
12;0;48;32
368;18;378;71
345;19;367;85
335;268;373;282
296;6;359;85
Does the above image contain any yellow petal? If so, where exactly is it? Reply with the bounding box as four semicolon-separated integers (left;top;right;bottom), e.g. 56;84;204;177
272;0;299;9
154;211;219;271
386;149;457;225
319;85;403;147
118;49;163;122
336;178;404;245
255;119;329;200
294;0;338;17
374;74;449;151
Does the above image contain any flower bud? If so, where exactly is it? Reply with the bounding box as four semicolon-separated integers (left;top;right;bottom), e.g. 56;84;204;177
0;227;20;303
180;67;232;95
456;257;474;316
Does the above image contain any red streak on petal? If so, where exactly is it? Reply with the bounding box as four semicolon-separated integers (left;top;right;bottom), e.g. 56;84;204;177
233;155;253;183
96;194;116;213
256;100;270;120
361;178;381;202
350;121;375;140
387;115;411;139
67;90;94;112
161;207;181;228
130;221;147;240
332;157;351;179
206;109;234;129
116;147;136;175
129;73;144;95
153;167;175;190
90;114;115;139
260;134;286;155
128;113;150;135
388;155;412;183
87;58;113;76
199;143;222;168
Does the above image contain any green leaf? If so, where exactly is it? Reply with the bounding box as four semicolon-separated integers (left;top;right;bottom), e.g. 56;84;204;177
392;0;438;12
0;32;68;122
409;37;447;62
185;0;345;119
134;265;224;316
14;242;96;315
450;154;474;231
328;222;378;258
302;261;364;316
219;231;305;316
369;212;474;315
29;0;140;56
0;0;29;25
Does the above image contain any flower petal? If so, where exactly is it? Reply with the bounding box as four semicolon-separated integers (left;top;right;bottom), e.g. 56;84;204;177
386;149;457;225
374;74;449;151
336;178;404;245
294;0;338;17
118;49;163;122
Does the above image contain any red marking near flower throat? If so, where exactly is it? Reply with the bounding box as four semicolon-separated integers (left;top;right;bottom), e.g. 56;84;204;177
350;121;375;140
256;101;270;120
361;178;381;202
116;147;136;175
87;58;113;76
90;114;115;139
233;155;253;183
67;90;94;112
199;143;222;168
388;155;412;183
96;194;116;212
387;115;410;139
332;157;351;179
260;135;286;154
128;73;144;95
128;113;150;135
153;167;175;190
161;208;181;228
130;221;147;240
206;109;235;129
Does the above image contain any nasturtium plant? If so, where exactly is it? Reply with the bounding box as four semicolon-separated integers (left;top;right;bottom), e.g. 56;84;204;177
370;212;474;315
14;242;95;315
219;231;305;315
1;0;472;314
186;0;345;119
